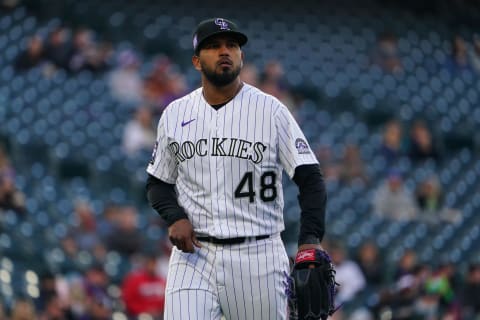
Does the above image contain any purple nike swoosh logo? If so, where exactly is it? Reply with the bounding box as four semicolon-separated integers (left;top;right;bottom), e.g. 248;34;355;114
181;119;196;127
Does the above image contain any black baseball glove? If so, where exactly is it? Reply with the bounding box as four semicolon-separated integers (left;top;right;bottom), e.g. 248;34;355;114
286;248;339;320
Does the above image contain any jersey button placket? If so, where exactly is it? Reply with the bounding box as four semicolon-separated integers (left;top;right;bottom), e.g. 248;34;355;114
215;114;225;205
211;112;221;235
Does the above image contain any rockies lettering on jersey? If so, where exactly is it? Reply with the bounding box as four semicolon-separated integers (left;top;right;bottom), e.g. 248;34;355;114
168;138;267;164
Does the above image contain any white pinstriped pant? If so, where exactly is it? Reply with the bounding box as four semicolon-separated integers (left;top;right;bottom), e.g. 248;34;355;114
163;234;290;320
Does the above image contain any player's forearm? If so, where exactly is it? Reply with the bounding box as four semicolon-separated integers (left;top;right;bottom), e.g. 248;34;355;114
146;174;188;226
292;164;327;245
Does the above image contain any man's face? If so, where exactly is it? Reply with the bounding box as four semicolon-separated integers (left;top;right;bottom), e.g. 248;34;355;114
193;34;243;87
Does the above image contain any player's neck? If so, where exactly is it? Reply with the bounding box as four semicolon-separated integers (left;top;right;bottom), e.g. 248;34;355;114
202;78;243;106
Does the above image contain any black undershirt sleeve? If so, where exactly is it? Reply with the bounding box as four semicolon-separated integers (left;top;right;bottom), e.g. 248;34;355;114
292;164;327;246
146;174;188;226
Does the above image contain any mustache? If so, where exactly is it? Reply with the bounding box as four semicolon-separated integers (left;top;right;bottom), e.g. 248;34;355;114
217;58;233;66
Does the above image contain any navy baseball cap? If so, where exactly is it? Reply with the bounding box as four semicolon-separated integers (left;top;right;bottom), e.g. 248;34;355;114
193;18;248;54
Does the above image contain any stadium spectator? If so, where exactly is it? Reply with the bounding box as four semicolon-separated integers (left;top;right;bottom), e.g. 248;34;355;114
44;26;72;70
108;50;143;105
68;27;112;73
339;143;368;186
122;106;156;157
329;242;366;305
415;175;462;223
379;119;405;169
106;206;143;256
446;35;473;74
143;55;188;112
14;34;45;71
69;198;100;251
407;119;441;163
38;293;74;320
355;240;384;288
121;252;166;318
0;147;26;216
371;32;403;74
372;169;418;220
417;263;459;318
10;298;36;320
97;203;120;240
82;264;113;319
59;235;83;274
394;249;418;281
461;263;480;318
92;242;109;266
371;263;432;319
35;271;58;312
415;175;442;217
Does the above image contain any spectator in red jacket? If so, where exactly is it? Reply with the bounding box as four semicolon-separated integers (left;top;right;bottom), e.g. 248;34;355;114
121;253;167;319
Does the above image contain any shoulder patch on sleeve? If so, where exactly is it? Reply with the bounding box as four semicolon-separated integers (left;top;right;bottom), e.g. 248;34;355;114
295;138;311;154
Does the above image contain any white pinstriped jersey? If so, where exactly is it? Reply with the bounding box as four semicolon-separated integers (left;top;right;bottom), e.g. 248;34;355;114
147;83;318;238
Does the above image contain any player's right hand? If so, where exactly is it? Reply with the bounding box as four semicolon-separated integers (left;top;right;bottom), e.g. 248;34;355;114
168;218;202;253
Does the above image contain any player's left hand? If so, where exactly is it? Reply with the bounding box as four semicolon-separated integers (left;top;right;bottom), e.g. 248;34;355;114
168;218;202;253
287;247;339;320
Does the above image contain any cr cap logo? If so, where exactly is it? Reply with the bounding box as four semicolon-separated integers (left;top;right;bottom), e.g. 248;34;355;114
215;18;230;30
295;138;310;154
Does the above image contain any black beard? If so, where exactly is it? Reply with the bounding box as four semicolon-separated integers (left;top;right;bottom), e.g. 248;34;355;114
202;64;241;87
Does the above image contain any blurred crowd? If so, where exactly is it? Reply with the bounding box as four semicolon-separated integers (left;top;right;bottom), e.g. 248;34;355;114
14;26;113;75
370;31;480;76
325;240;480;320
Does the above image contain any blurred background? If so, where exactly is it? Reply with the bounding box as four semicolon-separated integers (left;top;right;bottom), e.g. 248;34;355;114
1;0;480;319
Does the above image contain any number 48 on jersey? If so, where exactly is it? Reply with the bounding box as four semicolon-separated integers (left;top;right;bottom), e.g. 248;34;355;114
234;171;277;203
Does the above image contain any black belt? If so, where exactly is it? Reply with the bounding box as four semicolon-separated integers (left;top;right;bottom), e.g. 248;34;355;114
196;234;270;245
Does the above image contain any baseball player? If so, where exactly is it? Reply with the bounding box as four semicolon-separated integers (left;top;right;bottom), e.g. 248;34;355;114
146;18;328;320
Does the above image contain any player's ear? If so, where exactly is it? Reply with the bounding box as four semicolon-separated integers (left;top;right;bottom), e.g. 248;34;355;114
192;55;201;71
